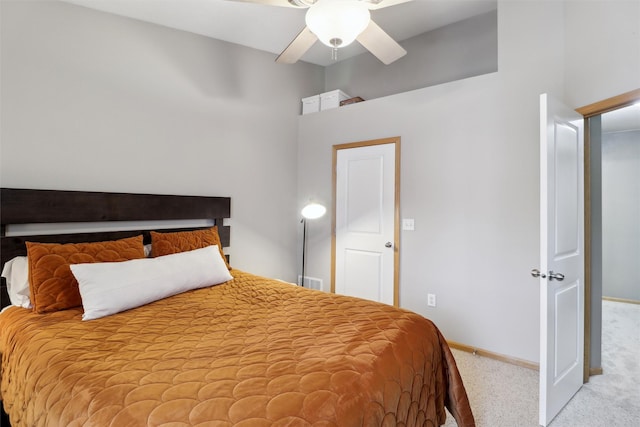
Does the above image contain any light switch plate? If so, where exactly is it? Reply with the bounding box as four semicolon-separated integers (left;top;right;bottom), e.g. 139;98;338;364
402;218;415;231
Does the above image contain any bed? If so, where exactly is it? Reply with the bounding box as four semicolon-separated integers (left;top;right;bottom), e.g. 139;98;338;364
0;188;475;427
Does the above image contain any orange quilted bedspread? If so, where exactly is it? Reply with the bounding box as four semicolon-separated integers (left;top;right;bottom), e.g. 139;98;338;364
0;270;474;427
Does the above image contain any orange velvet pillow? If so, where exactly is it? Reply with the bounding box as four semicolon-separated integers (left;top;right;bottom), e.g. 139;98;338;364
151;227;230;269
26;235;145;314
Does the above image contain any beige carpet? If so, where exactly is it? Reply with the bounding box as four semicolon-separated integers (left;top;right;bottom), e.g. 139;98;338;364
443;300;640;427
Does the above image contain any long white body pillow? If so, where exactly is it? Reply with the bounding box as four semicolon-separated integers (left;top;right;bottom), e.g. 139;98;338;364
71;245;232;321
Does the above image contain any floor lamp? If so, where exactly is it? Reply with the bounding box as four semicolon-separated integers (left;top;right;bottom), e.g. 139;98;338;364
300;202;326;287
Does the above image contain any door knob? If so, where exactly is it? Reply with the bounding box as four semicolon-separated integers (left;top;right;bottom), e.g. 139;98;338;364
548;271;565;281
531;269;565;281
531;269;546;279
385;242;393;248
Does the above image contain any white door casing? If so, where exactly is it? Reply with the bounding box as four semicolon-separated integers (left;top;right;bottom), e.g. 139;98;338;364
538;93;585;426
333;139;399;306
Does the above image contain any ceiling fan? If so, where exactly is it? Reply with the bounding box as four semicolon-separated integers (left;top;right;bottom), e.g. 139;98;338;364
229;0;411;65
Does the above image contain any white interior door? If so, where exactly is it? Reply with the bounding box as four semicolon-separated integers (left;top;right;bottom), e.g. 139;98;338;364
538;93;585;426
334;141;398;305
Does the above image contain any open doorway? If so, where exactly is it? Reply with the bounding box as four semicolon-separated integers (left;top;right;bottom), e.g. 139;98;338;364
578;88;640;381
601;105;640;303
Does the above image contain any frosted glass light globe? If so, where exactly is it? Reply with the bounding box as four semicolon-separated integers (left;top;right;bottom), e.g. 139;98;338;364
305;0;371;48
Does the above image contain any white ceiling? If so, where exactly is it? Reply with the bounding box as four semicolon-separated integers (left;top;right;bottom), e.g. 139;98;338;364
62;0;498;66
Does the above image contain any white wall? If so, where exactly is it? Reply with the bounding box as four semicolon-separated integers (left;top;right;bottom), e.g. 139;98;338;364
324;10;498;101
602;130;640;301
564;0;640;107
297;0;640;363
0;0;325;282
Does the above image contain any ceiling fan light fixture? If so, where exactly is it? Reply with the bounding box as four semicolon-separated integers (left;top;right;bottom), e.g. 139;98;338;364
288;0;315;7
305;0;370;49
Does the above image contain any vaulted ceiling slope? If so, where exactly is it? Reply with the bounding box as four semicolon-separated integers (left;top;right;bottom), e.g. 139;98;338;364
62;0;498;66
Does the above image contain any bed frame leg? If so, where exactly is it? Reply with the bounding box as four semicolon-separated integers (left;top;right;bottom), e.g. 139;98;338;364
1;407;10;426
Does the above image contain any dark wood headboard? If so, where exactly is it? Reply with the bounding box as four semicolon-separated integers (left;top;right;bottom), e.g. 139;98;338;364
0;188;231;308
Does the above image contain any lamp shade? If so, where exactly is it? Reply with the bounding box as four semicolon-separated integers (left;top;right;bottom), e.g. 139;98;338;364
301;202;326;219
305;0;371;48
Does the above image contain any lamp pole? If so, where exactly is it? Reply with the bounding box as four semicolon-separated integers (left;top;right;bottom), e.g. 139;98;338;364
301;218;307;287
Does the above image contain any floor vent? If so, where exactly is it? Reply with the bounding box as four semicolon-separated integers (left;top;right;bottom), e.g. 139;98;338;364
298;276;322;291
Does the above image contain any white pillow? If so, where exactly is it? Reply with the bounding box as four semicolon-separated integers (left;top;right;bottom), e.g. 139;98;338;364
71;245;232;321
1;256;32;308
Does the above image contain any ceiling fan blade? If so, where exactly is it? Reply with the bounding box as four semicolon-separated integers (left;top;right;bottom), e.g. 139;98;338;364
356;20;407;65
366;0;413;10
226;0;309;8
276;26;318;64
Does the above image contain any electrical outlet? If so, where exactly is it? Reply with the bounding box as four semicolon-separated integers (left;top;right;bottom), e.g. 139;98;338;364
427;293;436;307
